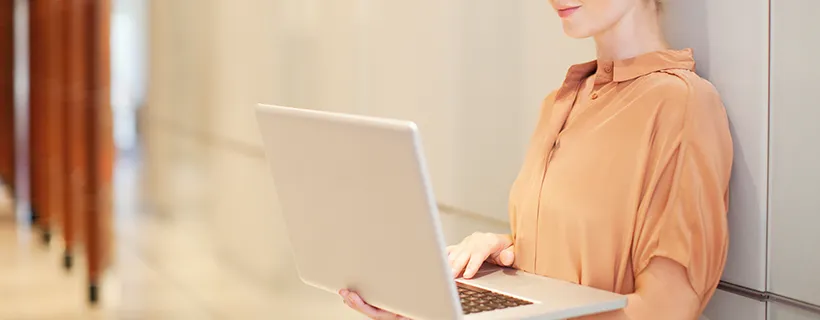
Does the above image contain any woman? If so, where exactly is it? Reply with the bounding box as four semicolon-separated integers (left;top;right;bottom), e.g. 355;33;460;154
341;0;733;318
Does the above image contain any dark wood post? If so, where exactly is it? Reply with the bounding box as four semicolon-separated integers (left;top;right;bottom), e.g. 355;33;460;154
62;0;93;270
87;0;113;303
0;0;14;197
29;0;49;237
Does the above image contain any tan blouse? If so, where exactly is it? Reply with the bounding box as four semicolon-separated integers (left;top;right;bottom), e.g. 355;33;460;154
508;48;733;311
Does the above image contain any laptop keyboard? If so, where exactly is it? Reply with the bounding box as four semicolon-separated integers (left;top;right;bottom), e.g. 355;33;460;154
457;283;533;315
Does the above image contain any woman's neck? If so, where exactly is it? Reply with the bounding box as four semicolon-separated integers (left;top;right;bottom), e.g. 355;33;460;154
593;6;668;61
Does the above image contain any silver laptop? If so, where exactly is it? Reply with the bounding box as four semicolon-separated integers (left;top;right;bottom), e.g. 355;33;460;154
254;104;627;320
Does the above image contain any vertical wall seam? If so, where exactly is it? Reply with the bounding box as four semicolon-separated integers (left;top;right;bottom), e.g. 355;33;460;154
764;0;772;294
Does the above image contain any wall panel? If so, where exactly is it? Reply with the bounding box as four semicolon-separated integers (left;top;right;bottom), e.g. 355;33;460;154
663;0;770;290
702;291;766;320
768;0;820;307
768;302;819;320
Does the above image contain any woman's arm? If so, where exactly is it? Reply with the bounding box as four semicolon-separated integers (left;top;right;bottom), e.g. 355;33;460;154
575;257;700;320
579;75;732;320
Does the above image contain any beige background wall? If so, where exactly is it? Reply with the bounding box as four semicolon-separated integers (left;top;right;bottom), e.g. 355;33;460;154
142;0;592;293
144;0;593;222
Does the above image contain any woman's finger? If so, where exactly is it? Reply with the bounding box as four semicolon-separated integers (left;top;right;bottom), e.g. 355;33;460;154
497;246;515;266
450;250;471;278
487;245;514;266
446;246;458;263
463;250;490;279
346;291;401;319
341;290;371;315
447;246;461;264
343;291;379;316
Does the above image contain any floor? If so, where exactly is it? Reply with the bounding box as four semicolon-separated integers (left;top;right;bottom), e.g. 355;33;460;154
0;146;510;320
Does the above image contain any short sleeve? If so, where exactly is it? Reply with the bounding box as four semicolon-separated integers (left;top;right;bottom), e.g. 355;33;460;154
630;75;732;303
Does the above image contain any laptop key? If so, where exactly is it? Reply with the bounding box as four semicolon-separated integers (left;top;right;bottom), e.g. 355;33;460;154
456;282;533;315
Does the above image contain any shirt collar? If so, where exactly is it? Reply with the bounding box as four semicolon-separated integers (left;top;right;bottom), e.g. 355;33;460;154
562;48;696;86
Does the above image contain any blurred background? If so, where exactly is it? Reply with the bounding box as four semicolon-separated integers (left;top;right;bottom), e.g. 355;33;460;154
1;0;819;319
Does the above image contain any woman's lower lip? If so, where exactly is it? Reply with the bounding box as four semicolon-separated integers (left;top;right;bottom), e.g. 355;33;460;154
557;7;580;18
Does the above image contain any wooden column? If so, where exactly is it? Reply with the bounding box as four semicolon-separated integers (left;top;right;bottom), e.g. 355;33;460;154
29;0;46;233
87;0;113;303
44;0;65;240
30;0;67;241
27;0;112;302
0;0;13;192
62;0;91;269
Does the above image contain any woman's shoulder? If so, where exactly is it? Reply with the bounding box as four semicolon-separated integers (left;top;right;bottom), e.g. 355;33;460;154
628;69;726;127
636;69;731;145
534;90;559;116
638;68;723;106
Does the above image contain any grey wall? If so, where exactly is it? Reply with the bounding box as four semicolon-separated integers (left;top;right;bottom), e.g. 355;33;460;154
769;302;820;320
692;0;820;316
703;290;766;320
768;0;820;309
663;0;771;292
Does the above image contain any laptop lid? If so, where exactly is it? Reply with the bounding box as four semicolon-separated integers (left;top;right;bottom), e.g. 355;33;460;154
255;104;462;319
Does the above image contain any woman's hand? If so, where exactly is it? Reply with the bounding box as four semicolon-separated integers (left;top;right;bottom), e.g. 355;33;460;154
340;289;411;320
447;232;514;279
339;233;512;319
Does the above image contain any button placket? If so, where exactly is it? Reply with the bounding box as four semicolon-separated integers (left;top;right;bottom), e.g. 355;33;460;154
592;64;612;99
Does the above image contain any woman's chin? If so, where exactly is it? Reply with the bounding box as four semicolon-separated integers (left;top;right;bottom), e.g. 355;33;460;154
560;23;594;39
